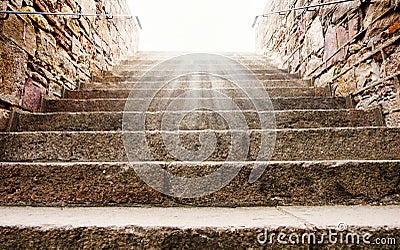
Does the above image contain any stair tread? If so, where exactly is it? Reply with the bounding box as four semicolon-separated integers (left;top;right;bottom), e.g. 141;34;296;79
0;206;399;228
13;109;382;131
43;97;347;112
67;87;328;99
1;127;399;162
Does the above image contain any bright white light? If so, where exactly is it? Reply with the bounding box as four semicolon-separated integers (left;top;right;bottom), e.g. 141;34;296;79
127;0;267;52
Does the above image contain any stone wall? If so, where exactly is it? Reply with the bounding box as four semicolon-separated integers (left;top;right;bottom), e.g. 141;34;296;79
256;0;400;126
0;0;139;130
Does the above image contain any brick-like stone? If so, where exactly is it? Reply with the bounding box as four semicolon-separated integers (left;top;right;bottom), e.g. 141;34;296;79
335;26;349;61
0;39;27;105
21;6;53;32
256;0;398;126
303;18;324;56
36;29;57;65
2;14;36;56
21;78;46;112
323;25;338;67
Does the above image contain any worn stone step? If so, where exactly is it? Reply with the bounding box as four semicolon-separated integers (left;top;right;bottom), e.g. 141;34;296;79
67;87;329;99
0;161;399;206
105;69;289;77
84;79;311;89
129;51;272;58
114;64;284;72
42;97;347;112
120;58;275;65
1;128;399;162
93;73;299;83
12;109;383;132
1;206;398;248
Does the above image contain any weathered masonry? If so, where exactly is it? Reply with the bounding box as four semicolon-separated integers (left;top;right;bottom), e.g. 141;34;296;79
256;0;400;126
0;0;139;130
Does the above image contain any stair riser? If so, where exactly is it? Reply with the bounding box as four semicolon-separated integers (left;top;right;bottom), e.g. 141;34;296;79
105;69;289;77
67;88;328;99
2;225;398;249
43;98;347;112
84;79;311;89
120;59;276;65
1;129;399;162
0;161;398;206
93;74;299;82
114;65;282;71
13;109;382;131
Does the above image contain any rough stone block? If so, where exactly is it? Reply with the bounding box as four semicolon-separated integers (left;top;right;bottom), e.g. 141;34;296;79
335;26;349;62
21;6;52;32
2;14;36;56
348;16;359;39
323;25;338;67
21;78;46;112
303;18;324;56
36;29;57;65
0;109;10;132
0;39;27;105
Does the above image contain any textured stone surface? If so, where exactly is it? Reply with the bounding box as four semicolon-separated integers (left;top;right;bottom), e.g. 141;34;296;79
0;161;398;206
256;0;400;126
42;97;347;112
12;109;382;132
67;87;329;99
1;128;399;162
2;14;36;56
0;225;398;249
21;79;46;112
0;0;139;112
0;38;27;106
0;110;10;132
1;51;398;248
85;79;312;89
0;206;399;249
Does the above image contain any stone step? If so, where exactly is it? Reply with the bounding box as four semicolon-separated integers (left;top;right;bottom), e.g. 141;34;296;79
83;79;311;89
1;128;399;162
114;64;284;72
130;51;272;58
67;87;329;99
0;161;399;206
93;73;300;83
121;59;275;65
12;109;383;132
42;97;348;112
105;69;289;77
1;206;398;248
120;55;274;66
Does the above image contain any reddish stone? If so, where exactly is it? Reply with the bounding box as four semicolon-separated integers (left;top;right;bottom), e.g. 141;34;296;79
21;79;46;112
335;26;349;62
348;17;359;39
388;20;400;35
323;26;338;67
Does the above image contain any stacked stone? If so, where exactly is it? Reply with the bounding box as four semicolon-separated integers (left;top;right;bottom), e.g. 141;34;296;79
256;0;400;126
0;0;139;130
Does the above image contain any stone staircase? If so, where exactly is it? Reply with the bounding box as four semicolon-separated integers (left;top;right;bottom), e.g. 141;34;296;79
0;52;399;248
